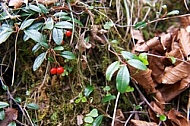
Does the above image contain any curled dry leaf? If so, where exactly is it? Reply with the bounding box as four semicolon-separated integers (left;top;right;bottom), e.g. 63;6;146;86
162;62;190;84
38;0;58;5
130;119;158;126
9;0;24;8
148;102;164;122
167;108;189;126
0;108;18;126
131;29;145;44
178;28;190;57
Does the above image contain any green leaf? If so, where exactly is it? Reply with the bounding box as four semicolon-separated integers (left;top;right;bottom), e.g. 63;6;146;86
43;17;54;30
28;4;41;13
38;4;49;14
159;114;167;121
0;29;13;44
127;59;147;70
39;41;49;48
134;104;142;110
1;83;7;91
0;110;5;120
116;65;130;93
0;102;9;108
106;61;120;81
121;51;136;60
20;19;35;30
53;28;63;45
75;98;81;104
84;86;94;97
81;97;87;102
93;115;103;126
134;21;147;29
102;95;116;103
168;56;176;64
32;43;41;53
84;116;94;123
60;51;76;59
15;97;22;103
54;12;68;17
86;109;98;118
28;22;43;30
26;103;39;110
126;85;134;92
103;86;110;92
54;46;64;51
167;10;179;16
103;21;114;30
8;122;16;126
138;53;149;65
85;124;92;126
33;52;46;71
8;121;16;126
24;29;46;43
54;21;73;29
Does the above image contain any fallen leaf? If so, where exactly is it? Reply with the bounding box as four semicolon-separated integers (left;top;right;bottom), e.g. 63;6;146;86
0;108;18;126
167;108;189;126
162;62;190;84
9;0;24;8
130;119;158;126
38;0;58;5
148;102;164;122
180;16;190;28
114;109;125;126
131;29;145;44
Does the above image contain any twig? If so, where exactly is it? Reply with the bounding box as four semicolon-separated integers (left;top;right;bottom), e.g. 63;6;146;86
111;92;120;126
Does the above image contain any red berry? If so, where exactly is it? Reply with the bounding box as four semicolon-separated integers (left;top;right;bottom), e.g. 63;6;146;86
65;30;72;37
57;66;64;74
50;67;57;74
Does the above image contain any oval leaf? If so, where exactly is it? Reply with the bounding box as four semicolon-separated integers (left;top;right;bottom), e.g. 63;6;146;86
0;101;9;108
106;61;120;81
102;95;116;103
127;59;147;70
0;30;13;44
116;65;130;93
28;4;41;13
20;19;35;30
0;110;5;120
32;43;41;53
121;51;136;60
24;29;46;43
54;21;73;29
86;109;98;117
33;52;46;71
43;17;54;30
167;10;179;16
84;116;93;123
84;86;94;97
8;121;16;126
54;46;64;51
60;51;76;59
134;21;147;29
26;103;39;110
93;115;103;126
53;28;63;45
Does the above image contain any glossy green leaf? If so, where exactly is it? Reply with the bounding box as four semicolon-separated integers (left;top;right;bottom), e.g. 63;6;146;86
116;65;130;93
60;51;76;59
127;59;147;70
15;97;21;103
0;110;5;120
8;121;16;126
0;29;13;44
54;12;68;17
32;43;41;53
26;103;39;110
39;41;49;48
33;52;46;71
103;21;114;30
75;98;81;104
106;61;120;81
28;22;43;30
54;21;73;29
126;85;134;92
43;17;54;30
38;4;49;14
167;10;179;16
1;83;7;91
0;101;9;108
121;51;136;60
81;97;87;102
24;29;46;43
103;86;110;92
138;53;149;65
134;21;147;29
20;19;35;30
159;114;167;121
54;46;64;51
53;28;63;45
85;124;92;126
84;116;93;123
93;115;103;126
86;109;98;117
28;4;41;13
102;95;116;103
84;86;94;97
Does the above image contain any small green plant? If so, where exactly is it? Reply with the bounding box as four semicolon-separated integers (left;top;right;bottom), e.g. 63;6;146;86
157;114;167;122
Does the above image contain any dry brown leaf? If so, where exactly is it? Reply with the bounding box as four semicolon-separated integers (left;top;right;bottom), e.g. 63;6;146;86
0;108;18;126
162;62;190;84
38;0;58;5
130;119;158;126
180;16;190;28
148;102;164;122
114;109;125;126
130;67;157;94
167;108;189;126
154;91;165;110
131;29;145;43
9;0;24;8
178;28;190;57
